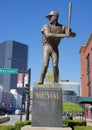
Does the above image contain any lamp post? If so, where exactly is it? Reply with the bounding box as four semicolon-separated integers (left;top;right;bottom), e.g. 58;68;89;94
20;75;25;121
25;69;31;120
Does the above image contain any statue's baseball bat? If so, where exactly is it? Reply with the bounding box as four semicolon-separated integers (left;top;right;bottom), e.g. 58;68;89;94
68;3;72;32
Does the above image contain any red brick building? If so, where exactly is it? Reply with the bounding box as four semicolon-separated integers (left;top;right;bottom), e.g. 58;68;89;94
79;33;92;118
80;33;92;97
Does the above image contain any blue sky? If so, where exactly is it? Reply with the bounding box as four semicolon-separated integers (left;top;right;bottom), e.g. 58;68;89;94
0;0;92;86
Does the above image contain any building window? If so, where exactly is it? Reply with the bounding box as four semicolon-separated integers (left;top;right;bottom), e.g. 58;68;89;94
87;82;91;96
86;54;91;96
86;54;90;74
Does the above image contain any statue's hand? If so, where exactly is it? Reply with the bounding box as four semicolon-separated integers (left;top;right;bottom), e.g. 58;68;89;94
70;32;76;37
66;31;70;38
66;31;76;38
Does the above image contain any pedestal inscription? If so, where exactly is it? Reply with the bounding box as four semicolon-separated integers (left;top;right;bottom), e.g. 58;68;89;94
32;84;63;127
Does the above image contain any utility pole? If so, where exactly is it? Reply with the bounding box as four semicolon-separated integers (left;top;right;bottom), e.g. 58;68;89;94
25;68;31;120
19;68;31;121
20;74;25;121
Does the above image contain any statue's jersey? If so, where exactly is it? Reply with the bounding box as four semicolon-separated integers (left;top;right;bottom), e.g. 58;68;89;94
41;23;67;46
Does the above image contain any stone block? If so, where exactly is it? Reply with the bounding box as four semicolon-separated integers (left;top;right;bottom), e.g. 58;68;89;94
21;125;72;130
32;84;63;127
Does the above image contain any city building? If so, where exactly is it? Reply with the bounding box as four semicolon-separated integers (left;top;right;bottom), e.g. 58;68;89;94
0;86;11;111
59;80;81;97
0;86;22;112
79;33;92;119
79;33;92;97
2;90;11;110
0;40;28;94
10;89;22;109
0;85;3;106
62;90;77;103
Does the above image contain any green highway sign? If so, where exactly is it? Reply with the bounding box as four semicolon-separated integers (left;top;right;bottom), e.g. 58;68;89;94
0;68;18;74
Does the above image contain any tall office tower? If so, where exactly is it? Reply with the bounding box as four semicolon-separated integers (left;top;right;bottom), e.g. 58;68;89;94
0;40;28;94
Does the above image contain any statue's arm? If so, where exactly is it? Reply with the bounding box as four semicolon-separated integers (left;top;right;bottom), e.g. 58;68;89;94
44;29;76;38
44;29;67;38
42;24;76;38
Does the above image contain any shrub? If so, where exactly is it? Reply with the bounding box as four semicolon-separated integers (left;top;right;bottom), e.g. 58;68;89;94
0;125;15;130
63;119;86;130
74;126;92;130
15;120;31;130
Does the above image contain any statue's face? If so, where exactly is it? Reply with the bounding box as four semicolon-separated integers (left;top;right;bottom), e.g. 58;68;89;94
49;15;57;24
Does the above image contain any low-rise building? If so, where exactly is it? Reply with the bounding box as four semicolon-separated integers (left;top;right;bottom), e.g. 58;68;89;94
10;89;22;109
59;80;81;97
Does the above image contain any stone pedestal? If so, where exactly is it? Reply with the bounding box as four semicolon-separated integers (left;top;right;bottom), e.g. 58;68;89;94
21;125;72;130
32;84;63;127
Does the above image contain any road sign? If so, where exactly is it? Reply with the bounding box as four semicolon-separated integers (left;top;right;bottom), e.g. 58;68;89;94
0;68;18;74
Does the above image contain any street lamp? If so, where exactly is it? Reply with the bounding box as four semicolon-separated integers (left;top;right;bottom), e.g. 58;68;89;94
25;84;30;120
25;68;31;120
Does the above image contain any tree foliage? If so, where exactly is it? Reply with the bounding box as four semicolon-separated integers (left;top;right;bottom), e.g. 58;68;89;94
45;71;54;83
63;102;84;113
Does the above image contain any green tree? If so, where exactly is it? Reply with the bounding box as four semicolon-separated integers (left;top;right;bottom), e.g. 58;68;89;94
45;71;54;83
63;102;84;113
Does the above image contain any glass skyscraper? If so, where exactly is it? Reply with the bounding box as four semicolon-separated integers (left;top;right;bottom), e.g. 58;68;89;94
59;80;81;96
0;40;28;94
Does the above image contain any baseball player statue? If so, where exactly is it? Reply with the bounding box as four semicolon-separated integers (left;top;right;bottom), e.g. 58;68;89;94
38;3;76;84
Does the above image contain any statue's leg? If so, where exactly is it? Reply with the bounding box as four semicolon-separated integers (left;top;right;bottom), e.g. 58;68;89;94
52;46;59;83
38;65;48;84
53;66;59;83
38;45;50;84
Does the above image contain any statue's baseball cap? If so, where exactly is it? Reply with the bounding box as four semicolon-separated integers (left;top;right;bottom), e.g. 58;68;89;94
45;11;59;18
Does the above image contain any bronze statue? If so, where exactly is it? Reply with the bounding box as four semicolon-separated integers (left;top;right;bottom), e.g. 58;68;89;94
38;10;76;84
